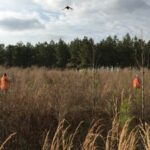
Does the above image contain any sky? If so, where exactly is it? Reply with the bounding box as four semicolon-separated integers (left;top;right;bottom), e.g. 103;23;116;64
0;0;150;45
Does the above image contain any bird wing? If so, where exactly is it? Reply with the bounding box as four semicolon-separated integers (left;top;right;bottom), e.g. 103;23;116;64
62;6;73;10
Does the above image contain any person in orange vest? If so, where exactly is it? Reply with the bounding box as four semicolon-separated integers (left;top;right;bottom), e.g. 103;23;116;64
133;74;141;89
0;73;9;92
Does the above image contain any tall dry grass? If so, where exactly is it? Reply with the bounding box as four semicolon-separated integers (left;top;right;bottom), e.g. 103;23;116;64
0;66;149;149
0;132;16;150
139;123;150;150
41;117;149;150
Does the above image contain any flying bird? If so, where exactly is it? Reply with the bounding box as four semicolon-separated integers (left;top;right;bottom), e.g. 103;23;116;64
63;6;73;10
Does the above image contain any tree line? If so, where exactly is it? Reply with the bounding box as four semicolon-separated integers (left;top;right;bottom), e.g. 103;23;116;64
0;33;150;68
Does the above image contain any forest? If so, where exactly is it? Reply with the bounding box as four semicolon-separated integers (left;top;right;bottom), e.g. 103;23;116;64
0;33;150;68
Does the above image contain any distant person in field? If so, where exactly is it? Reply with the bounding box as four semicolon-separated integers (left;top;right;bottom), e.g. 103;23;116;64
133;74;141;89
0;73;9;92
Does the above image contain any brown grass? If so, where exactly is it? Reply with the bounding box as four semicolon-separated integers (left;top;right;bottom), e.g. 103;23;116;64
41;118;149;150
0;66;149;149
0;132;16;150
139;123;150;150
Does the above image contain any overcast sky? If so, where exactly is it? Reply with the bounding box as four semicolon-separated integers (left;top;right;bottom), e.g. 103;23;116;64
0;0;150;45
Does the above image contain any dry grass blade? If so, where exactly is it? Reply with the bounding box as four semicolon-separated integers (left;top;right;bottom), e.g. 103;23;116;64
50;119;83;150
0;132;16;150
118;119;138;150
139;123;150;150
105;115;119;150
50;119;66;150
82;120;104;150
42;131;50;150
68;121;84;150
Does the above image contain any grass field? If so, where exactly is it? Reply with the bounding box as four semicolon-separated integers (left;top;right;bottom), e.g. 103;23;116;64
0;66;150;150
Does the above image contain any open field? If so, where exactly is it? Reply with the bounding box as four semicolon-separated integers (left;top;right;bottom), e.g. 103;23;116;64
0;66;150;150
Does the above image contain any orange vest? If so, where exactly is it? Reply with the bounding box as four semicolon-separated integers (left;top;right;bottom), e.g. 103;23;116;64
133;78;140;89
0;76;9;90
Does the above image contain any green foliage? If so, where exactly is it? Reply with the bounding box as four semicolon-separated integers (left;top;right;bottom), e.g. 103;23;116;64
119;98;131;126
35;41;56;67
79;37;94;68
0;44;5;64
117;34;135;67
56;39;70;68
96;36;118;67
0;34;150;68
70;38;81;67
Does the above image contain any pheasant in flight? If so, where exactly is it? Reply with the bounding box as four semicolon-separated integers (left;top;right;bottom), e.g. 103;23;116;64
63;6;73;10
